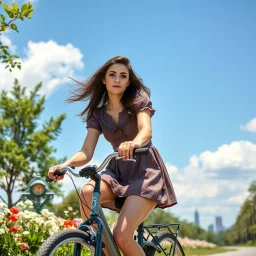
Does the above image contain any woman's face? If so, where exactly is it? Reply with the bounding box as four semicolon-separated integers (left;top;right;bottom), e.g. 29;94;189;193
103;63;130;95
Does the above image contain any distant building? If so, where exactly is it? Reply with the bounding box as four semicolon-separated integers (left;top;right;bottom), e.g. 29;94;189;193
194;209;200;226
208;224;214;232
216;216;224;233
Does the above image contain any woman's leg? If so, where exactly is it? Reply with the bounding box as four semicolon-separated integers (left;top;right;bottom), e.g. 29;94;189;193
80;180;116;219
113;195;157;256
80;180;116;256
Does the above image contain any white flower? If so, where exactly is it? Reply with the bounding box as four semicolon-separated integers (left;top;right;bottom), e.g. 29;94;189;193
0;203;8;209
24;200;33;207
22;231;30;235
68;207;73;211
3;208;11;214
17;202;25;208
0;228;5;234
63;210;69;214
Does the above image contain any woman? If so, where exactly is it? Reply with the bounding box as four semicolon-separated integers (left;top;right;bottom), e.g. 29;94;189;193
48;56;177;256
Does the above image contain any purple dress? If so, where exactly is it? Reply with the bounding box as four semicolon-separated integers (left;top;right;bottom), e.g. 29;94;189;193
87;90;177;212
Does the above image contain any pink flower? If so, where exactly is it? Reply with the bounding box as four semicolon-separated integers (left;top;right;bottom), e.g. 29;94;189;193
73;218;83;226
21;242;29;250
10;207;19;215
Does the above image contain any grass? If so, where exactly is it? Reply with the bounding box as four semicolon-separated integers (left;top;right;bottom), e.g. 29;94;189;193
183;247;236;255
236;242;256;247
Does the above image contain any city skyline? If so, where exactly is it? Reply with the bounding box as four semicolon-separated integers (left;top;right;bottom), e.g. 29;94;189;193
194;209;226;233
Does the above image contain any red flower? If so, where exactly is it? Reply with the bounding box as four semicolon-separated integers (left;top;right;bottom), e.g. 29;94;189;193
21;242;29;250
64;220;74;228
9;215;18;222
10;207;19;215
11;226;19;232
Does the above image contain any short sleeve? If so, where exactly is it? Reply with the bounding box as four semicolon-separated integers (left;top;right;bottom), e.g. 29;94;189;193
86;109;102;133
133;90;155;117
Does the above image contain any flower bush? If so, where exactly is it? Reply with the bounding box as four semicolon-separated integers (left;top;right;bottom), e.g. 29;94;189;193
0;200;217;255
179;236;217;248
0;201;82;256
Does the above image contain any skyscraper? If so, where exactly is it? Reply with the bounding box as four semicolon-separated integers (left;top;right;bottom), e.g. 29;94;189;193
194;209;200;226
216;216;223;233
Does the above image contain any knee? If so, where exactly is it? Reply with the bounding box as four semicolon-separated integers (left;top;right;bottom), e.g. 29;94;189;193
80;184;94;202
113;226;132;249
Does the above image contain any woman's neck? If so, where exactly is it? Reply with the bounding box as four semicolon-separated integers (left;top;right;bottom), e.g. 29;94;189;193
106;93;123;110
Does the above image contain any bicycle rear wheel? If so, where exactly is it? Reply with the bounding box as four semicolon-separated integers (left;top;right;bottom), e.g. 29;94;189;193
145;231;185;256
36;229;105;256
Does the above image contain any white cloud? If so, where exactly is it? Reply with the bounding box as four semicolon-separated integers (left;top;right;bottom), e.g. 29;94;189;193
170;140;256;219
198;141;256;171
0;39;84;97
227;192;249;205
0;33;17;52
241;117;256;133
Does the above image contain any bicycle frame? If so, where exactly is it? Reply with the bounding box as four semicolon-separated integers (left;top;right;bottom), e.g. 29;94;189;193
75;172;121;256
74;172;160;256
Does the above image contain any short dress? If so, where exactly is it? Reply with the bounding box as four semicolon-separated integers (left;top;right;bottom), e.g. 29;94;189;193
86;90;177;212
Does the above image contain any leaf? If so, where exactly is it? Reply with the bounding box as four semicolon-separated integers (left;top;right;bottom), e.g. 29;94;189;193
21;4;28;15
0;14;5;22
2;49;8;55
2;4;10;13
10;23;18;32
12;3;19;11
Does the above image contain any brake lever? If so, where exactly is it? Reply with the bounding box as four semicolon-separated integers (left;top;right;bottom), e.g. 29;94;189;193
115;156;136;162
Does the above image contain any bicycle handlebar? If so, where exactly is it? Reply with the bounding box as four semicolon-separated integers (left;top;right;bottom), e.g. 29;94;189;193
49;147;149;181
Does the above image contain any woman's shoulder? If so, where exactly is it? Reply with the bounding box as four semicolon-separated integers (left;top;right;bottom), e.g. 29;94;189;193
133;89;155;116
88;106;104;120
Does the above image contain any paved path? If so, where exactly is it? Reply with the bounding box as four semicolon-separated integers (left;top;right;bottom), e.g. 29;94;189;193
212;246;256;256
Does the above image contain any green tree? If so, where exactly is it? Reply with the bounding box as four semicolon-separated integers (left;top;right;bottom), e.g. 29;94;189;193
0;80;66;207
0;1;34;71
222;181;256;245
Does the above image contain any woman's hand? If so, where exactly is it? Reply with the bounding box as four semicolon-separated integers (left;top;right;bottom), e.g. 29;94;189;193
48;163;66;181
118;141;142;160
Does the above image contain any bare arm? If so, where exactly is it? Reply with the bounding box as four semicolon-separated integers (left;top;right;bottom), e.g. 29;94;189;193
132;109;152;146
48;128;100;180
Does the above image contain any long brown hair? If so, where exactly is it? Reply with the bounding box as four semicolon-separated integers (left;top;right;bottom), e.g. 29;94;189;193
68;56;150;122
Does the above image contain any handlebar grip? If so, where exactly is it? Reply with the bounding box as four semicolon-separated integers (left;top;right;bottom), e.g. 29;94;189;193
54;169;64;176
47;166;75;183
133;148;149;156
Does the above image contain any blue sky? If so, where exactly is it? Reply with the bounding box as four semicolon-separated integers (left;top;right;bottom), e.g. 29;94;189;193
0;0;256;230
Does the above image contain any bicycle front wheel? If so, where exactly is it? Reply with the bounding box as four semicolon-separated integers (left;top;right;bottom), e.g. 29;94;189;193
36;229;105;256
146;231;185;256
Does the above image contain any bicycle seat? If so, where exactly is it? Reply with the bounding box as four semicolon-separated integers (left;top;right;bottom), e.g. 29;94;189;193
114;197;157;211
115;197;126;210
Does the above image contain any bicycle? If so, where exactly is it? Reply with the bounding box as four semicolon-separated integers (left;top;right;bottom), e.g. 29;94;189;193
37;148;185;256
